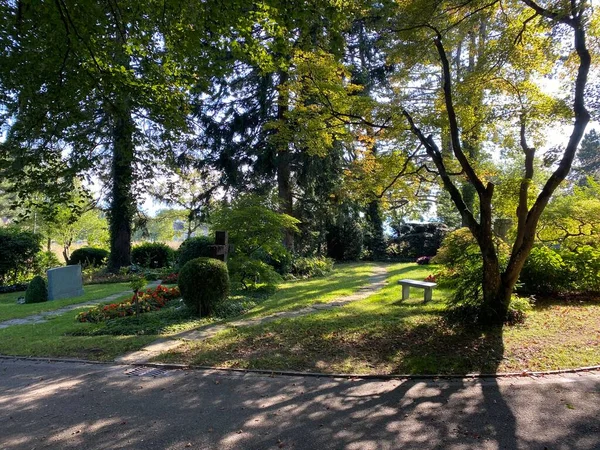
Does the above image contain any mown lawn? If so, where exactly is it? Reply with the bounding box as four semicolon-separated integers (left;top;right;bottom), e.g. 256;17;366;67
242;262;379;318
156;263;600;375
0;283;132;322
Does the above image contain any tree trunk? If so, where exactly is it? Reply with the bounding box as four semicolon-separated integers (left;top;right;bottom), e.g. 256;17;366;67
276;70;294;251
108;110;134;272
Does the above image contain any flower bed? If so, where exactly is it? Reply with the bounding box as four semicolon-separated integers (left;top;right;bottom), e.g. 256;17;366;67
77;285;181;323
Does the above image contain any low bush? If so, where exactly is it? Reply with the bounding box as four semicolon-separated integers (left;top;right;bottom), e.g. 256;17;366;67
561;245;600;293
76;285;180;323
178;257;229;316
177;236;214;268
69;247;109;268
229;257;282;290
290;256;334;278
131;242;174;269
0;283;28;294
81;266;136;285
213;298;259;319
24;275;48;304
34;251;62;275
519;246;567;295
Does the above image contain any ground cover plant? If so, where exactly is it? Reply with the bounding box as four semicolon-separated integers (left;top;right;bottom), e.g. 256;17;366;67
155;263;600;375
0;283;131;322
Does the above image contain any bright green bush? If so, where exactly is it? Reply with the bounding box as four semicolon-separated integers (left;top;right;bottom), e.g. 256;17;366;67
24;275;48;304
561;245;600;292
177;236;214;268
520;246;567;295
69;247;109;267
0;227;41;285
34;251;62;275
131;242;174;268
178;257;230;316
291;256;334;278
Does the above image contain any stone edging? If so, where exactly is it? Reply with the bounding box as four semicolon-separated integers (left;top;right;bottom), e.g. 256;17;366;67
1;354;599;380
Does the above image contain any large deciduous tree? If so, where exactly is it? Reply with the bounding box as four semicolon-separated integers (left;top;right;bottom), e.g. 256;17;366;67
377;0;593;323
0;0;255;271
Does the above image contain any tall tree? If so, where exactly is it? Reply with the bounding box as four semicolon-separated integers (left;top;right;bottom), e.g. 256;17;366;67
0;1;253;271
376;0;593;323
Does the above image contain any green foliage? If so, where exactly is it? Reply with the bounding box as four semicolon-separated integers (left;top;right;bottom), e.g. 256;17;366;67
177;236;214;268
69;247;109;268
290;256;334;278
178;257;230;316
228;257;283;290
212;195;299;287
432;228;479;266
326;215;364;261
129;276;147;292
435;228;511;319
561;246;600;293
0;227;41;285
520;247;567;295
24;275;48;304
131;242;174;268
34;251;62;276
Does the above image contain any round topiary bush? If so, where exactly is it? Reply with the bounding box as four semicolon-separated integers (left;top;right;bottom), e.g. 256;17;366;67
69;247;109;268
177;236;214;268
178;257;229;316
24;275;48;304
131;242;174;268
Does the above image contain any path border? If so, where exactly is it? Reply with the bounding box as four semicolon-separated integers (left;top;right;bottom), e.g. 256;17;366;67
0;354;599;380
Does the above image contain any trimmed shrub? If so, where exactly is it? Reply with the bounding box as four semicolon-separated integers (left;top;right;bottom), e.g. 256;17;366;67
69;247;109;268
131;242;174;268
290;256;334;278
177;236;214;268
0;227;41;285
178;257;230;316
24;275;48;304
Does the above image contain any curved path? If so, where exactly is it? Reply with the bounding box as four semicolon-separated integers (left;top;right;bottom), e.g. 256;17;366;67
117;265;389;364
1;357;599;449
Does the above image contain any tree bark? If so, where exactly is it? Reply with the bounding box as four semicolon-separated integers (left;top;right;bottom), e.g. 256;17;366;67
276;70;294;251
108;108;134;272
108;28;134;272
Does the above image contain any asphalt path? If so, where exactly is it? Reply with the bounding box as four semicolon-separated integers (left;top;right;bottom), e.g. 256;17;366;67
1;358;599;449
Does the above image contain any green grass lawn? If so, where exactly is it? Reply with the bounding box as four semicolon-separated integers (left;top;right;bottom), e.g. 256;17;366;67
156;263;600;375
0;264;379;361
242;262;379;318
0;283;132;322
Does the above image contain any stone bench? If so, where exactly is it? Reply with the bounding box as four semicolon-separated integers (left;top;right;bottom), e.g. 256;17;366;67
398;279;437;303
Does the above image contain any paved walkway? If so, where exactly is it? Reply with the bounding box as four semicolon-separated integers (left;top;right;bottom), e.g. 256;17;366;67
0;282;160;330
116;265;389;364
2;358;599;449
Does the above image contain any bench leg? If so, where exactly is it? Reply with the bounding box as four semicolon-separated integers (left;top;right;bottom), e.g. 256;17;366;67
402;285;410;300
424;288;432;303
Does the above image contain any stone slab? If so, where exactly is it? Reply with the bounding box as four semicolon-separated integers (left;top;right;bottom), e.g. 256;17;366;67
47;265;84;301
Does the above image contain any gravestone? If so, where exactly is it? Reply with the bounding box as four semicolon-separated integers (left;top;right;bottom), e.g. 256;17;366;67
47;265;84;301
